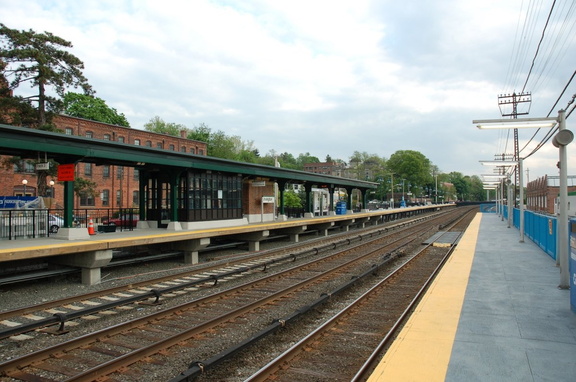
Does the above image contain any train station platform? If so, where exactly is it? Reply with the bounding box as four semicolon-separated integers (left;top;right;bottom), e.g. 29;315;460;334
368;212;576;382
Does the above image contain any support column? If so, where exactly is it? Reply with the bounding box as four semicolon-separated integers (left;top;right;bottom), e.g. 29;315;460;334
346;187;354;214
328;185;335;215
304;184;314;218
63;180;74;228
53;249;113;285
229;231;270;252
278;180;287;217
314;222;334;237
172;238;211;264
277;226;307;243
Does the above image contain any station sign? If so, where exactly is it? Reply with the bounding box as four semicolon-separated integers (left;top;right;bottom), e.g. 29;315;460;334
262;196;275;203
57;164;75;181
35;162;50;170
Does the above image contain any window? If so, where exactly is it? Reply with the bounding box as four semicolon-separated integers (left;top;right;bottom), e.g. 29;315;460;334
84;163;92;176
156;142;163;149
117;166;124;179
169;144;175;151
86;131;93;138
134;139;141;146
118;136;125;143
103;165;110;178
198;149;204;155
65;128;73;135
80;192;95;206
180;146;186;153
102;189;110;206
146;140;152;147
14;160;35;173
116;190;122;206
186;173;243;221
103;134;111;141
190;148;195;154
132;190;139;205
133;169;139;180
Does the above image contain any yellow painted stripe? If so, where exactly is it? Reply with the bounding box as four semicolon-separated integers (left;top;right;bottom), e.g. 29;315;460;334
367;213;482;382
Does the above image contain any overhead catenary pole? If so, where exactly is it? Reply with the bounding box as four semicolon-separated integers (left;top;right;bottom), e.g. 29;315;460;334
555;110;571;289
519;158;525;243
498;92;532;207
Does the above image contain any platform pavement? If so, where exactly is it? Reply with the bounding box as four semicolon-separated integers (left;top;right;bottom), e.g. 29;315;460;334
368;212;576;382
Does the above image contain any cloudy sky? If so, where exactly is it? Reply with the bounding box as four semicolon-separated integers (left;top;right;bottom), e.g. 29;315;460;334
3;0;575;181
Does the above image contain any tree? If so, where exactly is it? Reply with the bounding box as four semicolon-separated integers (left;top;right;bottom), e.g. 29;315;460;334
62;92;130;127
348;151;386;181
468;175;485;201
0;24;93;126
187;122;211;142
387;150;433;195
283;189;304;208
277;152;299;169
296;153;320;168
144;116;185;136
0;63;38;126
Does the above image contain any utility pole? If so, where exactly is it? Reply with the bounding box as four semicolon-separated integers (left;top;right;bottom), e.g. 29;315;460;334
498;92;531;206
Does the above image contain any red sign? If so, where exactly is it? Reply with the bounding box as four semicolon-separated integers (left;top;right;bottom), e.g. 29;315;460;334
57;164;75;181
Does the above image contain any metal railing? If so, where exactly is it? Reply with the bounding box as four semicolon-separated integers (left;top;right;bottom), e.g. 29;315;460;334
0;208;139;240
0;210;50;240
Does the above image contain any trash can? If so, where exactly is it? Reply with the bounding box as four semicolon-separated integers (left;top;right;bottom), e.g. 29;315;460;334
336;201;347;215
570;219;576;313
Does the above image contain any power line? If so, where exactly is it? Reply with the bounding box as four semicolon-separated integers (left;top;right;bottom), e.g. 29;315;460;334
521;0;556;93
520;69;576;159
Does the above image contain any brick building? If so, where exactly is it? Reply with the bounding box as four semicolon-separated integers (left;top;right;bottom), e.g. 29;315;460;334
303;161;345;177
526;175;576;215
1;114;207;210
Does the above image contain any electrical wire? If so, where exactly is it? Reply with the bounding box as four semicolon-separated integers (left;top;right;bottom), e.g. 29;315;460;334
521;0;556;93
501;0;576;161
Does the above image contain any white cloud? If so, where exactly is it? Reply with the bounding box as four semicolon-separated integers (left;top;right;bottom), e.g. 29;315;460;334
2;0;575;182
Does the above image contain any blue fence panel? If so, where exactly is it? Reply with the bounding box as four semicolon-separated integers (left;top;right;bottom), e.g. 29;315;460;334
494;207;558;260
517;209;557;260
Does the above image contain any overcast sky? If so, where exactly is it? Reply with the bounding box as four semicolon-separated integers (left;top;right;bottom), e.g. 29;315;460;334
3;0;575;181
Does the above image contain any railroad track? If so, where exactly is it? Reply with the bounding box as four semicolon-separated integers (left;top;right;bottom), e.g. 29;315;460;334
245;230;466;382
0;210;444;340
0;207;477;381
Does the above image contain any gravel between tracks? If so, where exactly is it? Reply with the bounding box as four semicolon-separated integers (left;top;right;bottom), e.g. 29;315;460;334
0;217;448;381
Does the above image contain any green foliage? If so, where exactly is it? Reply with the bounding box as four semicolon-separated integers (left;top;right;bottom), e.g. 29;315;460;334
283;189;303;208
0;23;93;126
63;92;130;127
348;151;387;181
387;150;433;195
186;123;260;162
296;152;320;167
144;116;185;136
187;122;211;142
74;177;99;198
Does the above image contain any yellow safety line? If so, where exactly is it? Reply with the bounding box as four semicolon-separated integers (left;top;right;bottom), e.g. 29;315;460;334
367;213;482;382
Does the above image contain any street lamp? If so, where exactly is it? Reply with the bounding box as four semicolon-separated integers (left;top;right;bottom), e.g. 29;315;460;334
434;174;438;204
22;179;28;197
474;110;572;289
474;117;557;129
49;180;55;209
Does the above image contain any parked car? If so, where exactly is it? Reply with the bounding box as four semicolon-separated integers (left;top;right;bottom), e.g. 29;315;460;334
102;214;140;228
48;214;64;233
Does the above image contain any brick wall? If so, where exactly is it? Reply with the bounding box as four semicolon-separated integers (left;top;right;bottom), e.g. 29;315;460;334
1;115;208;210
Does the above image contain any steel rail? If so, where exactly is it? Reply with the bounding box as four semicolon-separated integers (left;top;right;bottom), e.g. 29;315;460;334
245;209;477;382
350;209;476;381
0;216;432;380
0;209;452;340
